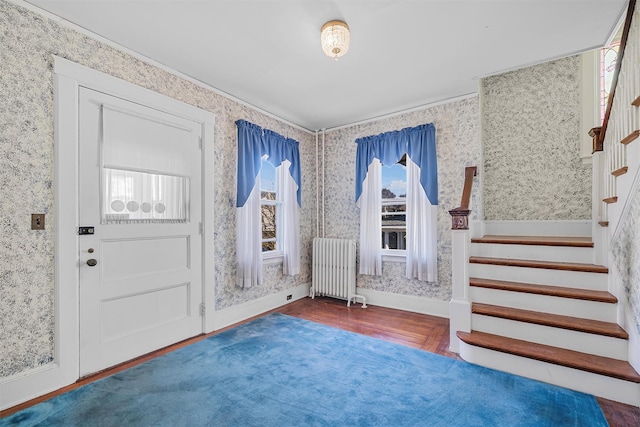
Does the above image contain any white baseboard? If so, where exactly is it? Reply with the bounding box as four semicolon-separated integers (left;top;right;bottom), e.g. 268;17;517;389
482;220;592;237
212;283;310;331
1;283;310;412
355;288;449;318
0;362;75;411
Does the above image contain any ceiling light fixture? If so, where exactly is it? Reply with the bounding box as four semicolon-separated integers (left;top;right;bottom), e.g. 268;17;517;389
321;20;350;61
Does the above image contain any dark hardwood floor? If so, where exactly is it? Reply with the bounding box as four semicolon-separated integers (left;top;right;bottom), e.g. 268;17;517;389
2;296;639;426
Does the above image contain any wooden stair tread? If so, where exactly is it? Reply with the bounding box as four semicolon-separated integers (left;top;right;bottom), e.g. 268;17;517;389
469;277;617;303
471;235;593;247
621;130;640;145
457;331;640;383
612;166;629;177
469;256;608;273
472;303;628;339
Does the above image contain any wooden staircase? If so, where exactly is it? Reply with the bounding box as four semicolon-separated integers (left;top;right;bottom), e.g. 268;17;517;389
456;234;640;406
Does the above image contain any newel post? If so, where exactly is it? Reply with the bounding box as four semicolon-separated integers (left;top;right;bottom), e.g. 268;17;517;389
448;166;476;353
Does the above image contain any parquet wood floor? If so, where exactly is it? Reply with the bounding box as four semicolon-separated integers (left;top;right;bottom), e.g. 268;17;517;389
3;296;639;426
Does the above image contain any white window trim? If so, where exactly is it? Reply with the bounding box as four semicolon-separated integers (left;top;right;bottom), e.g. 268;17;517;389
263;251;284;264
381;249;406;262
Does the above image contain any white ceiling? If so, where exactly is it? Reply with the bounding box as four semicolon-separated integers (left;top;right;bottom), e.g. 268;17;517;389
26;0;628;131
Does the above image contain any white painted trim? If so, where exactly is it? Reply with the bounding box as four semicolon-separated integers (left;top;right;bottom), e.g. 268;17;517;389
202;121;216;333
474;44;607;81
0;71;81;411
482;220;592;237
52;57;214;123
323;93;478;133
579;50;599;163
449;228;471;353
0;56;216;411
354;288;449;318
213;283;311;331
8;0;313;135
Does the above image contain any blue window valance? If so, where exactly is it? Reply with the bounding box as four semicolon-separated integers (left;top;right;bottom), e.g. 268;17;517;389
355;123;438;205
236;119;301;207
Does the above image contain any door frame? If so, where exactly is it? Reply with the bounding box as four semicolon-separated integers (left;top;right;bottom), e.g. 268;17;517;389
0;55;215;410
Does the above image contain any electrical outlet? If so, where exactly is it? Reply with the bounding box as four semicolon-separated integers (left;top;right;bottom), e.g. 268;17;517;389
287;294;292;300
31;214;45;230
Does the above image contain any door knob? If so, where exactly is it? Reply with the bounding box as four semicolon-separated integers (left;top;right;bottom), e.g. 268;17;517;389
86;259;97;267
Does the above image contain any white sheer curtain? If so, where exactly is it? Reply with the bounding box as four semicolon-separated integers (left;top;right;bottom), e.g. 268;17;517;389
280;160;300;275
406;156;438;282
235;120;301;288
358;158;382;275
236;176;263;288
355;123;437;282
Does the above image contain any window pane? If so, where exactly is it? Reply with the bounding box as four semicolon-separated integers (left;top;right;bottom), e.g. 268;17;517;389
262;241;276;252
102;168;189;224
381;161;407;199
382;206;406;250
381;157;407;250
382;229;407;250
261;204;277;238
601;42;620;121
260;156;277;194
260;156;279;252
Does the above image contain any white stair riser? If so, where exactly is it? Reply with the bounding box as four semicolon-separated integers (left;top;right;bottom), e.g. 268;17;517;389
481;221;592;237
470;287;617;322
470;243;594;264
469;264;608;291
458;340;640;406
472;314;628;360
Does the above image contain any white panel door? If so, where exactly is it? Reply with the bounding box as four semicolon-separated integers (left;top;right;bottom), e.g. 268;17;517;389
78;87;203;376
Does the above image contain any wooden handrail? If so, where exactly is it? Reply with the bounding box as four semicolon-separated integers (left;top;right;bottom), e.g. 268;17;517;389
459;166;477;210
598;0;636;147
449;166;477;230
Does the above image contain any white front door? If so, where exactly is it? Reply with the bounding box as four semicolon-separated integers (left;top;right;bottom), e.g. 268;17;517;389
78;87;203;376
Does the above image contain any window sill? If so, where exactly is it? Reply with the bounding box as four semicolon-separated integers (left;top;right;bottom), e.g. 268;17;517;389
381;250;406;263
263;251;284;265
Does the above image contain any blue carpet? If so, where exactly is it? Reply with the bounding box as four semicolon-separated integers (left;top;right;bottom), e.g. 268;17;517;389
2;313;608;426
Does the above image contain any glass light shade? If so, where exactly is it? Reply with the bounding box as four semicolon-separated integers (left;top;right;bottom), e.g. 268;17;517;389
321;20;350;60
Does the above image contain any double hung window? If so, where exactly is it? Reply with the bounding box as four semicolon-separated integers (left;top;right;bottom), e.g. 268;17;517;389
235;120;301;288
355;123;438;282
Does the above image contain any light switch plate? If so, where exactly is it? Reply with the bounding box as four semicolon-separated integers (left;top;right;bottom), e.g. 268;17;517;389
31;214;45;230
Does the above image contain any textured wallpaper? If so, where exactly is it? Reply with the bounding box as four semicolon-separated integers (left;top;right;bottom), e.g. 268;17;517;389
323;97;481;301
611;184;640;336
482;56;592;220
0;1;314;378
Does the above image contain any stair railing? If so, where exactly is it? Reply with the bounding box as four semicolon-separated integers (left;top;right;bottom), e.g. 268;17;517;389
593;0;637;249
448;166;477;353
